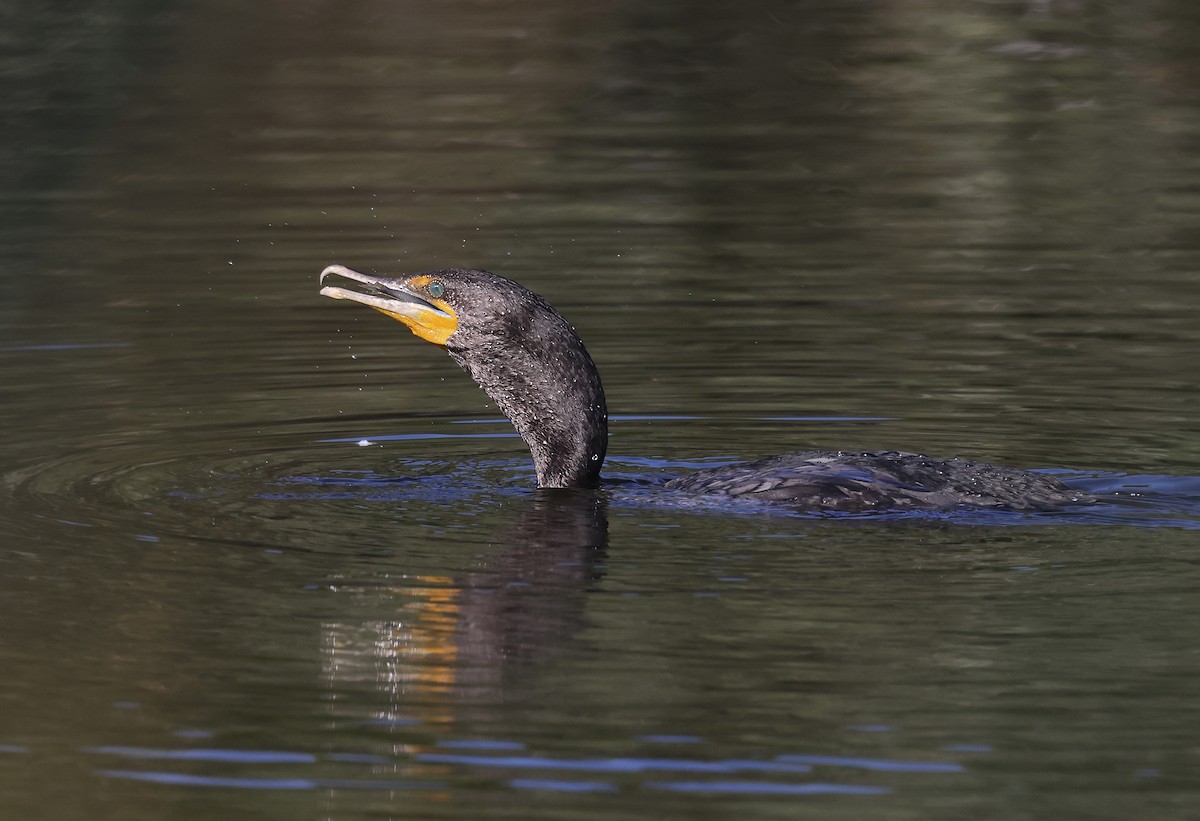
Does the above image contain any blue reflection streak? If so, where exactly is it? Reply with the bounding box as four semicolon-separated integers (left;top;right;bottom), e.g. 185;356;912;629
87;746;317;764
756;416;895;422
775;754;964;773
85;744;957;796
510;778;617;793
319;432;520;443
98;770;443;791
941;743;992;753
648;780;890;795
98;770;314;790
438;739;526;751
416;753;810;774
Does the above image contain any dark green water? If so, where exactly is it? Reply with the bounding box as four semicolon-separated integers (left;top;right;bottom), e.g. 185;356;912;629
3;1;1200;818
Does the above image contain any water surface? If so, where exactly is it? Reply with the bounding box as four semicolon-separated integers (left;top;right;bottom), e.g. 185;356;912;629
3;2;1200;819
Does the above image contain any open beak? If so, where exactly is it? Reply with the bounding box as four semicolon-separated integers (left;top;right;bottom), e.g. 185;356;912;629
320;264;458;345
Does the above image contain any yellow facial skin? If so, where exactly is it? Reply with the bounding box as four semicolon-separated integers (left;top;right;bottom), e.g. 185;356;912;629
320;266;459;346
387;275;458;346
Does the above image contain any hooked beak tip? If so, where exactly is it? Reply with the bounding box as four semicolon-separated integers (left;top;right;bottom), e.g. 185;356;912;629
320;264;354;284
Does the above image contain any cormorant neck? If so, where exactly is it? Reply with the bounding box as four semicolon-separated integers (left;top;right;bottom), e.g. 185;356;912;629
446;313;607;489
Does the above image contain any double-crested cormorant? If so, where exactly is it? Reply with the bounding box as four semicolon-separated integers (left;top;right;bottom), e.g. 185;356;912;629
319;265;1093;512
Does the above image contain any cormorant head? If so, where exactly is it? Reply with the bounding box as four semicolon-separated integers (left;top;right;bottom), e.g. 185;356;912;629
320;264;461;345
319;264;608;488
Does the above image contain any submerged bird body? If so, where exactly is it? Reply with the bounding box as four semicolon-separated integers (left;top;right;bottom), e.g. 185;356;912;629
664;450;1087;512
320;265;1092;512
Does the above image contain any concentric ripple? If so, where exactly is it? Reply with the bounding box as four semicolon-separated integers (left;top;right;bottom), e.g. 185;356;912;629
4;416;1200;556
0;420;538;554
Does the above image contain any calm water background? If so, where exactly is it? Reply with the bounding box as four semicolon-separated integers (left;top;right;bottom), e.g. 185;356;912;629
2;1;1200;818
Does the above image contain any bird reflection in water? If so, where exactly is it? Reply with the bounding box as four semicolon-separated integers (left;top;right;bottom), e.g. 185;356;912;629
320;489;608;730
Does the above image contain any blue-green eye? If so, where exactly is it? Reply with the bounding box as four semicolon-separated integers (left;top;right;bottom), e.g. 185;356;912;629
428;280;445;299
